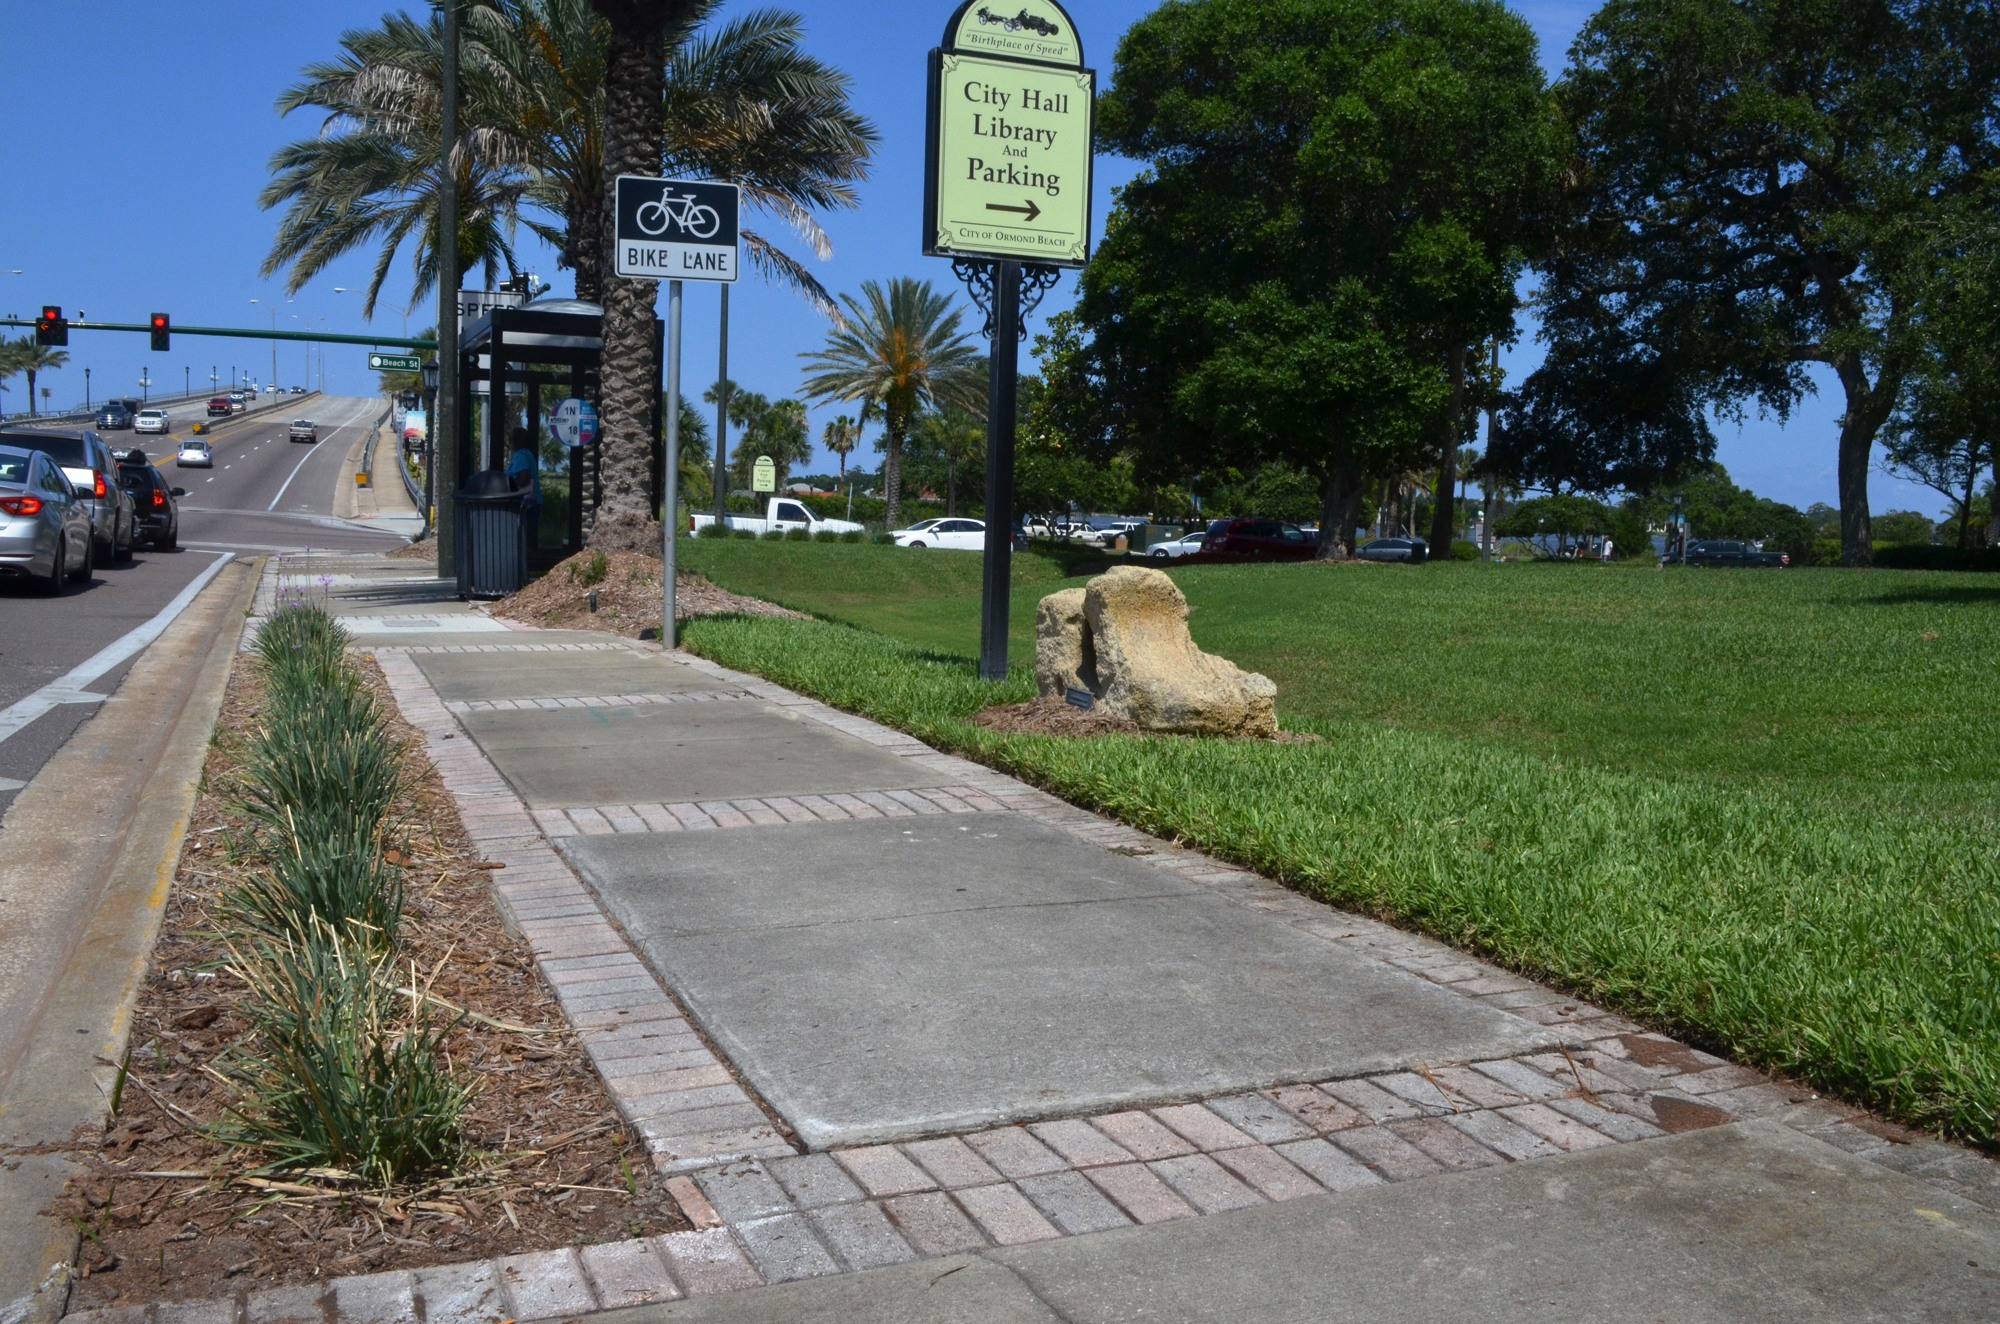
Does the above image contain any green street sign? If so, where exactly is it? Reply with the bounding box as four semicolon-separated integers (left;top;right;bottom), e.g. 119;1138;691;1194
925;1;1093;268
369;352;422;372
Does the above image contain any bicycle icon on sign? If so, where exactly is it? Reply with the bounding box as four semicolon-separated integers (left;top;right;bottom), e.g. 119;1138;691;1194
634;189;721;239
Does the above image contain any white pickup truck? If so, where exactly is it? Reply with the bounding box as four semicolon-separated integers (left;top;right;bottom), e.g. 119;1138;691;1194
690;497;865;537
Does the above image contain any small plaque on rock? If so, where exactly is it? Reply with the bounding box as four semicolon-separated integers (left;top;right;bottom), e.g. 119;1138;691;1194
1064;686;1096;711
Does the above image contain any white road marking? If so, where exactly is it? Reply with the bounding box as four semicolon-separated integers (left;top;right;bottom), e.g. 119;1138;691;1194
0;553;234;748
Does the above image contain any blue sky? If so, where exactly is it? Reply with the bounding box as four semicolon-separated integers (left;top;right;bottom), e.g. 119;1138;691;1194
0;0;1942;516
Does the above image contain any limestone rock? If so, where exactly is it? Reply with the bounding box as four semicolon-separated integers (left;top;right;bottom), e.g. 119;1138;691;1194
1033;587;1093;696
1032;566;1277;739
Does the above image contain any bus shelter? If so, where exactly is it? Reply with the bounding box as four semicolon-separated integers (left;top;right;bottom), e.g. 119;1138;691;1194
452;297;664;570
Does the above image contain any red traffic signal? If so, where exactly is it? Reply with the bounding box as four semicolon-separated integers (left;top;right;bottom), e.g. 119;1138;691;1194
35;305;67;347
150;312;171;351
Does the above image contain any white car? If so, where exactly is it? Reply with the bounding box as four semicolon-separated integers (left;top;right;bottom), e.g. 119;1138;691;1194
893;517;985;550
1145;530;1209;559
176;439;213;468
133;408;170;435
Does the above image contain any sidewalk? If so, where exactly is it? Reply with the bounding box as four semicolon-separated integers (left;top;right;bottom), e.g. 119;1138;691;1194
331;414;425;540
74;551;2000;1323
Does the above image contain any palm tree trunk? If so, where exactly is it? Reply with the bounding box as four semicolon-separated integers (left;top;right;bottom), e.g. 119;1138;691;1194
568;191;607;304
946;457;956;516
883;418;906;530
588;0;685;551
24;368;37;417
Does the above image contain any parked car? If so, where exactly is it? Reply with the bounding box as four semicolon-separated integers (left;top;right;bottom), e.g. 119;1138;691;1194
206;396;234;417
0;428;134;562
1146;530;1209;559
133;407;171;435
1201;517;1317;560
1675;539;1790;568
0;445;92;592
95;402;134;431
689;497;865;537
176;439;213;468
116;457;182;550
287;418;318;443
1357;536;1429;564
893;517;986;550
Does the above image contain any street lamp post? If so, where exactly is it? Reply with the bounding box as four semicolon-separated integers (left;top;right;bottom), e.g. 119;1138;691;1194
140;367;151;403
84;367;90;410
184;366;189;399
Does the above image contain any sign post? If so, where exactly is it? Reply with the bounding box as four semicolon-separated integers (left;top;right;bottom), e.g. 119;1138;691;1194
614;175;740;647
925;0;1092;681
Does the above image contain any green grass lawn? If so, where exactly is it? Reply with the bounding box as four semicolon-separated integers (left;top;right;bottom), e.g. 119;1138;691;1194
678;540;2000;1139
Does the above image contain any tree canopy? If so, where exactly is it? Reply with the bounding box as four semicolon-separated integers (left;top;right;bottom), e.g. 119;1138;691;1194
1060;0;1567;556
1516;0;2000;565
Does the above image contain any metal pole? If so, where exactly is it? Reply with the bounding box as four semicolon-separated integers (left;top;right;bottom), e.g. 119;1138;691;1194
661;280;684;648
434;0;462;576
712;284;728;529
978;259;1021;682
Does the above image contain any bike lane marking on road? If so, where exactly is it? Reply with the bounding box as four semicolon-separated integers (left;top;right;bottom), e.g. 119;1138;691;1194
0;551;235;748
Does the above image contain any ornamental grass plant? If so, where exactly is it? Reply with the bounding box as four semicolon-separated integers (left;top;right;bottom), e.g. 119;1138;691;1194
206;602;471;1184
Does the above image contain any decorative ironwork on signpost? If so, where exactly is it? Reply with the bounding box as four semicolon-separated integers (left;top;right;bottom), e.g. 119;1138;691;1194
926;0;1094;681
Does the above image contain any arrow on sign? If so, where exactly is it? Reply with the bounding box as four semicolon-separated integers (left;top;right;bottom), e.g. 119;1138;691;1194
985;198;1042;222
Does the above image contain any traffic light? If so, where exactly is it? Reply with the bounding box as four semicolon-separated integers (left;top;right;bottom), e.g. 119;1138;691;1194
35;305;66;347
150;312;171;352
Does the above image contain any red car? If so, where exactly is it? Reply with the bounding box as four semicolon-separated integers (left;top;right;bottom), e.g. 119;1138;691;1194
206;396;233;417
1200;517;1318;559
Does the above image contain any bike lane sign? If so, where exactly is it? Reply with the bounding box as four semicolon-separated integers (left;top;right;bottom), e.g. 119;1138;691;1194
614;176;740;282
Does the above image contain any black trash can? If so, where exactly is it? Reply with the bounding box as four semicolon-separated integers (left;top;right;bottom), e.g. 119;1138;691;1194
453;469;529;599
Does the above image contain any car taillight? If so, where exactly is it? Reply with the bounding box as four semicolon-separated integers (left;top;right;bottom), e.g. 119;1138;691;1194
153;489;166;507
0;496;43;516
94;471;107;498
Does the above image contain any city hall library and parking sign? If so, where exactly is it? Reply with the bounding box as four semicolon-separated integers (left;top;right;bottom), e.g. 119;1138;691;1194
926;1;1094;268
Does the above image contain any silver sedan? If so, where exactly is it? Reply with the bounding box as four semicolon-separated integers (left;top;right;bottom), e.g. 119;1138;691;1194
0;446;92;593
1144;530;1209;559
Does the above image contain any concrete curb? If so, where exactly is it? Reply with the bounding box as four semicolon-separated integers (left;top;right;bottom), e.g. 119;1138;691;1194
0;557;263;1324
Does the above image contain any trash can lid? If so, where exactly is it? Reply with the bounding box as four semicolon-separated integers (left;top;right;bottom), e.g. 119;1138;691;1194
460;468;514;497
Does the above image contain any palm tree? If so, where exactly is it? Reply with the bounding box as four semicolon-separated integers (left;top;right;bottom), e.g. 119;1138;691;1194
799;278;984;528
822;414;859;487
0;337;23;419
590;0;873;544
261;0;873;546
260;8;534;315
910;406;985;515
6;338;69;417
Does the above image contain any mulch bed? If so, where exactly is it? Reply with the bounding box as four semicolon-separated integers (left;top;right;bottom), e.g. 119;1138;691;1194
490;549;805;639
972;696;1145;737
52;653;686;1310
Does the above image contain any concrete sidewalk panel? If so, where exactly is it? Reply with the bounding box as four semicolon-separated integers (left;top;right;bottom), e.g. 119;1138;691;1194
993;1120;2000;1322
414;650;736;701
589;1254;1058;1323
460;702;941;809
564;816;1554;1147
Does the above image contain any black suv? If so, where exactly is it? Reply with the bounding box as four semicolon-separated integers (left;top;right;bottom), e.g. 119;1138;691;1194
1674;539;1790;568
114;451;182;550
95;401;134;430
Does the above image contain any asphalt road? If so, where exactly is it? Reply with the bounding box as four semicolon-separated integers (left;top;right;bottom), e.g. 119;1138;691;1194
0;393;407;815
